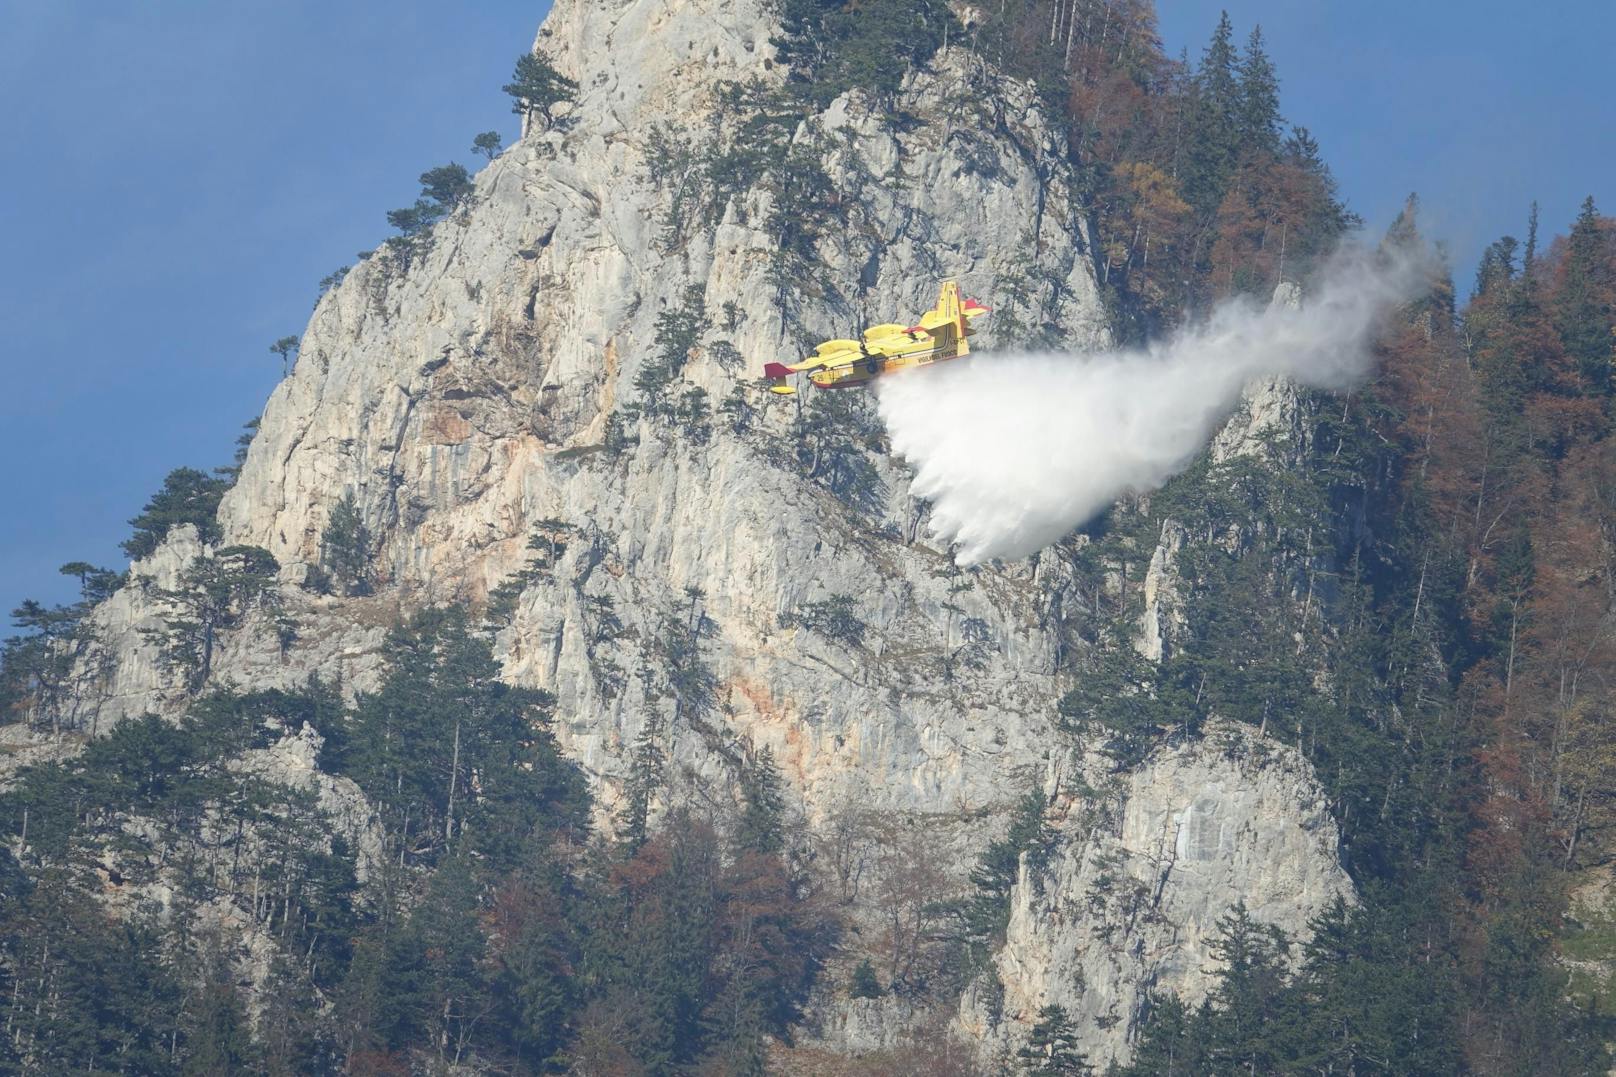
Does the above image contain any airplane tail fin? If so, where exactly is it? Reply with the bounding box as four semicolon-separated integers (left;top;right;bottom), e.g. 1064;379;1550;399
911;281;974;358
915;282;972;333
763;361;798;395
933;280;962;325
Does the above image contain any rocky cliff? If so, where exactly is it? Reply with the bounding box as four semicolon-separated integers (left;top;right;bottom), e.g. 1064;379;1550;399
959;721;1350;1063
69;0;1352;1066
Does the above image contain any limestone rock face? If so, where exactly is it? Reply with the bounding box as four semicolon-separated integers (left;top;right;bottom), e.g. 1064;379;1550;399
1136;519;1185;664
71;0;1355;1067
93;0;1115;828
962;724;1352;1064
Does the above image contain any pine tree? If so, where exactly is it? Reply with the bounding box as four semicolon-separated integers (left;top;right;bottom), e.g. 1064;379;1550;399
1016;1004;1089;1075
180;934;257;1076
418;163;473;212
270;335;300;376
620;816;722;1069
636;285;707;406
471;130;503;161
1523;200;1540;282
122;466;231;559
216;417;260;481
257;955;329;1077
145;544;282;692
503;52;578;130
385;164;476;252
966;790;1053;951
2;564;119;733
494;869;578;1070
339;608;588;869
1474;235;1520;299
1294;893;1463;1075
408;855;490;1064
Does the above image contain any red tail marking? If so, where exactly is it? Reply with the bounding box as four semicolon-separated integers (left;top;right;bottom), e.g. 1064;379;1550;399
763;362;794;379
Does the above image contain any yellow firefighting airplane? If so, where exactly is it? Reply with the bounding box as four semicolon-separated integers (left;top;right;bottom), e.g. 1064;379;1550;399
763;281;990;395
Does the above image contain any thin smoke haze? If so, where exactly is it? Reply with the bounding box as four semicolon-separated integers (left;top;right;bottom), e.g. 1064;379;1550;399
877;247;1429;565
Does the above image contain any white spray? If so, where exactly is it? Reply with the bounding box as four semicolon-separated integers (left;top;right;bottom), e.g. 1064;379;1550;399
877;247;1428;565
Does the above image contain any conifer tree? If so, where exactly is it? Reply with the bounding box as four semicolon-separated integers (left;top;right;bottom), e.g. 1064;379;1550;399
1475;235;1520;299
256;955;329;1076
407;855;489;1064
1118;995;1205;1075
270;335;300;377
1236;26;1282;154
146;545;282;692
471;130;503;161
1;565;119;733
735;745;786;856
1556;196;1613;391
418;163;473;212
1523;200;1540;282
180;934;257;1075
1203;14;1239;109
216;417;260;482
503;52;578;130
1016;1004;1089;1075
849;957;883;999
340;608;588;868
619;716;666;853
1181;11;1240;214
122;467;230;559
1204;902;1296;1071
321;492;373;596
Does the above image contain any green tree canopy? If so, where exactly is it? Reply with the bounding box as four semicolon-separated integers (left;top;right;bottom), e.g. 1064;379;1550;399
270;335;299;376
122;467;231;560
503;52;577;129
321;492;373;596
339;607;589;870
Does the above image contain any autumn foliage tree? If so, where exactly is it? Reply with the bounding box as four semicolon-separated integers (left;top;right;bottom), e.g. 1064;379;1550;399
1364;197;1616;1070
970;2;1354;331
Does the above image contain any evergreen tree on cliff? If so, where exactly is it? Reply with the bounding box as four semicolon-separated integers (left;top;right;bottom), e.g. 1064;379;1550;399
1557;195;1614;391
122;467;229;559
503;52;577;130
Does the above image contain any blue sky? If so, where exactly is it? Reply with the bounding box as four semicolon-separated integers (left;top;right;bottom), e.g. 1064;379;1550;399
1;1;1611;618
0;1;545;615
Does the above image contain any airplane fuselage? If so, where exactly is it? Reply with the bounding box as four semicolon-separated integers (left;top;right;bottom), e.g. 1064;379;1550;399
763;282;990;396
800;323;967;390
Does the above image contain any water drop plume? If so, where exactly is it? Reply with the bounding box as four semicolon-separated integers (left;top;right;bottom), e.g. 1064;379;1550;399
877;246;1430;564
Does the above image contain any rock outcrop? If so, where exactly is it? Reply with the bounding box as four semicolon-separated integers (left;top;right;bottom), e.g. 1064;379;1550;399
68;0;1353;1067
960;723;1351;1064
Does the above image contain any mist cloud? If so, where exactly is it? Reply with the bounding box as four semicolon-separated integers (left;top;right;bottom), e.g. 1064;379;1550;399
877;247;1428;565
